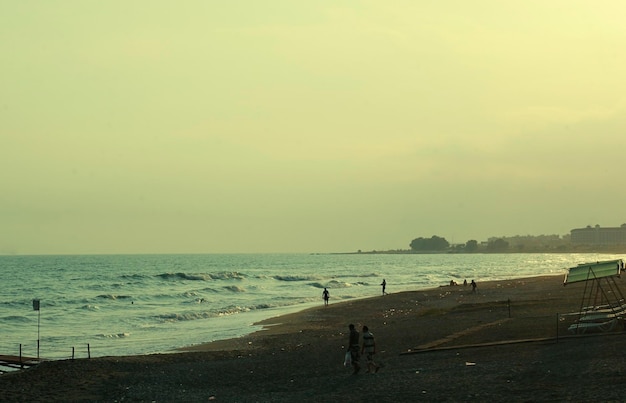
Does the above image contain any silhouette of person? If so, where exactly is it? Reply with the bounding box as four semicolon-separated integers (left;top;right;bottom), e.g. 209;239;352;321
322;288;329;306
471;279;477;293
361;325;381;373
348;324;360;374
381;279;386;295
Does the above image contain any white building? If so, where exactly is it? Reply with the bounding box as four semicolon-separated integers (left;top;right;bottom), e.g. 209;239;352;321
570;224;626;245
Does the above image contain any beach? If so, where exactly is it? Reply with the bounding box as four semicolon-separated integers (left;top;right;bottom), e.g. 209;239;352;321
2;274;626;402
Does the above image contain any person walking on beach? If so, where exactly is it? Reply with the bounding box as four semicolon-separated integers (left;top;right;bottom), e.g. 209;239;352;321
361;325;380;373
348;324;361;374
381;279;387;295
322;288;330;306
471;279;477;293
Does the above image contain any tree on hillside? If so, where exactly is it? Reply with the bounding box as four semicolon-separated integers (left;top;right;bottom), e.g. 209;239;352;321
465;240;478;252
410;235;450;251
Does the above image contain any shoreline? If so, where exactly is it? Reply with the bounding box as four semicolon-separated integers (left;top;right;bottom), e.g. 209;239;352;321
4;273;626;401
179;273;574;354
176;273;557;353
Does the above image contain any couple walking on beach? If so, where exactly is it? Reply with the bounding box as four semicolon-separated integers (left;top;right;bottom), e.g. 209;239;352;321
347;324;381;375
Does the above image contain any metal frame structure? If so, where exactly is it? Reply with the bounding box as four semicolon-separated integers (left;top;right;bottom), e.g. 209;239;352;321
564;259;625;334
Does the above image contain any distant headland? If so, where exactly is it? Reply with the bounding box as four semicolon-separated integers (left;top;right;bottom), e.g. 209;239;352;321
351;224;626;254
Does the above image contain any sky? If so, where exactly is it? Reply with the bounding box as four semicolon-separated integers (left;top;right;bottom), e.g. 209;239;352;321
2;1;626;255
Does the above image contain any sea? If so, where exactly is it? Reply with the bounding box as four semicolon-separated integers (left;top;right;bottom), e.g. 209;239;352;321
0;253;622;362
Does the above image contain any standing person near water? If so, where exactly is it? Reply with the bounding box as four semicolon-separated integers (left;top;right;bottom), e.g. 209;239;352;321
471;279;477;293
322;288;329;306
381;279;387;295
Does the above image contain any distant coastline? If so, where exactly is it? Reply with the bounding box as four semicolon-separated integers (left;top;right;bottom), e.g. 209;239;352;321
341;245;626;255
344;230;626;255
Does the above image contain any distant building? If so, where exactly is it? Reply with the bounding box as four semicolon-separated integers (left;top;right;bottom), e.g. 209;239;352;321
570;224;626;245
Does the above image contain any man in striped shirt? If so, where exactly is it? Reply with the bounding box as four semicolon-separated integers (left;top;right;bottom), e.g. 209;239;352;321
361;325;381;373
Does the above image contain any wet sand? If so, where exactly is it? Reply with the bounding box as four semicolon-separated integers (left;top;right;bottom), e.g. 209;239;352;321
2;274;626;402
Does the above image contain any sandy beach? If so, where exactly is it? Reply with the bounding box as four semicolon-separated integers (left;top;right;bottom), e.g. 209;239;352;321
2;274;626;402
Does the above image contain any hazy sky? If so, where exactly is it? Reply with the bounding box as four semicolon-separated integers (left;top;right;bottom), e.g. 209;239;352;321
2;1;625;254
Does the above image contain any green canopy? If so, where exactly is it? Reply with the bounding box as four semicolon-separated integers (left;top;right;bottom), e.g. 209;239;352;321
564;259;622;285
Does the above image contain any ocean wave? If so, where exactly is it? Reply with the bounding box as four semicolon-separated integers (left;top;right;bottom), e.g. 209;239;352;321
120;273;149;280
155;303;280;323
97;332;131;339
223;285;245;293
81;304;100;311
156;312;216;322
210;271;246;280
180;294;211;304
157;272;209;281
198;287;220;294
216;303;277;316
309;280;355;289
355;273;382;278
157;271;246;281
273;275;321;282
96;294;133;300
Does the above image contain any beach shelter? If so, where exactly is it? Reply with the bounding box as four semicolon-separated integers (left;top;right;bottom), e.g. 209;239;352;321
564;259;626;334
